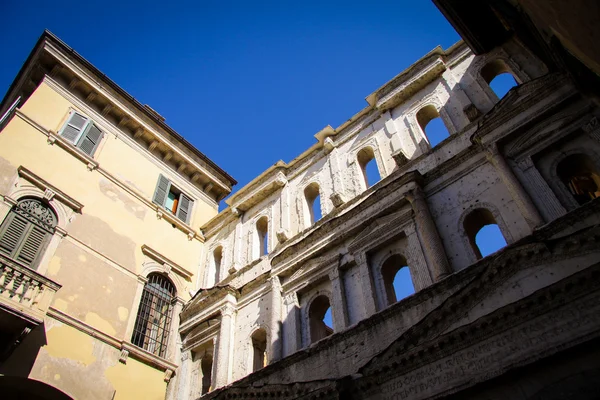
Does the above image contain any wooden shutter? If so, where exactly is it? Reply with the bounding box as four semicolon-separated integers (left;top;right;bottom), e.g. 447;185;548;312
176;194;193;223
16;225;49;268
60;112;89;144
152;175;171;207
78;123;103;156
0;214;28;257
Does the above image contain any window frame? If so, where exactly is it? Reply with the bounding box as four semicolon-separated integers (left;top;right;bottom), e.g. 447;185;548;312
0;198;57;270
58;110;105;157
152;174;194;224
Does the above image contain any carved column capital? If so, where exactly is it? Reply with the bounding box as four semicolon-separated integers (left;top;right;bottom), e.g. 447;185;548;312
283;292;299;307
220;304;236;318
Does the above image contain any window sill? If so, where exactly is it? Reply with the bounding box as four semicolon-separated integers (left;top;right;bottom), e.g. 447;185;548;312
48;307;177;382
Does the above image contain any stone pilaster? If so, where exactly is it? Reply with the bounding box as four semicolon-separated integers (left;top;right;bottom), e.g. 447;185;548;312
277;184;290;243
231;210;244;272
518;156;566;221
327;147;346;207
406;186;451;281
167;297;185;362
214;304;236;388
282;292;301;357
329;266;349;331
173;350;193;400
404;223;433;291
356;252;377;318
268;276;283;363
486;144;544;229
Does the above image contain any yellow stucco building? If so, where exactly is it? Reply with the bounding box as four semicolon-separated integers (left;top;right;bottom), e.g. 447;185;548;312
0;31;235;400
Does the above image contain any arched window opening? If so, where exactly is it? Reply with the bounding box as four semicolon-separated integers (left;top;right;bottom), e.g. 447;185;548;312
200;352;213;395
481;60;519;100
357;147;381;188
308;295;333;344
304;183;322;225
131;273;176;357
0;197;57;269
251;329;267;372
557;154;600;206
463;208;507;260
256;216;269;257
416;105;449;148
381;254;415;306
212;246;223;285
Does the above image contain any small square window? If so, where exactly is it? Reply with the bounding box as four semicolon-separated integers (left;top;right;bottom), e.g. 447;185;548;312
152;175;194;224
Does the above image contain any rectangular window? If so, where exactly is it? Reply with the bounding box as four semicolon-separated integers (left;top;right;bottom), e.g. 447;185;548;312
58;110;104;157
152;174;194;224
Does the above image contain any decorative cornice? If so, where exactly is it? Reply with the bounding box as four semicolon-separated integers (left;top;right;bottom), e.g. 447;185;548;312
17;166;84;212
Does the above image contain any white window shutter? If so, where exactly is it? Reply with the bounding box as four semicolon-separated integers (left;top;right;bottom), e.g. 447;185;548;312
60;112;89;144
153;175;171;207
78;123;103;156
176;194;192;224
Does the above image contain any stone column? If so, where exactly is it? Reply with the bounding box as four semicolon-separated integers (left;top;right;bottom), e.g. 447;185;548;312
268;276;283;363
406;186;452;281
327;146;346;207
404;224;433;291
518;156;566;221
173;350;193;400
328;266;349;331
282;292;301;357
277;184;290;242
231;210;244;272
356;252;377;318
486;144;544;229
214;304;236;388
167;297;185;362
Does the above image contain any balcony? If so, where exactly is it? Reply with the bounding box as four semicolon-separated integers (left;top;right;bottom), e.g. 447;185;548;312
0;253;61;325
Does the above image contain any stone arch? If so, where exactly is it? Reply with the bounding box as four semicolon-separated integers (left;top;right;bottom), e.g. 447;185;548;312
9;185;71;232
377;253;415;307
415;104;452;148
255;215;269;259
356;146;382;189
303;182;322;227
549;147;600;210
458;203;510;262
303;290;333;345
140;261;185;296
248;327;268;372
205;244;224;288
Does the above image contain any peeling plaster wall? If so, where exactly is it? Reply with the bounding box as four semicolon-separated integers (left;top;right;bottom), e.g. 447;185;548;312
0;80;216;397
29;319;167;400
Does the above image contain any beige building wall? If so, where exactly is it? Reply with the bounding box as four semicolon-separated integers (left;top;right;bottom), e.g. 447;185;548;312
0;78;222;399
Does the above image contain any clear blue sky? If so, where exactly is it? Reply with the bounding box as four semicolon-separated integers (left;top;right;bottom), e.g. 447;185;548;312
0;0;461;191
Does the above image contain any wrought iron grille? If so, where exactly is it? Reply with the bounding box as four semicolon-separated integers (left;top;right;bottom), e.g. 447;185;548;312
131;274;175;358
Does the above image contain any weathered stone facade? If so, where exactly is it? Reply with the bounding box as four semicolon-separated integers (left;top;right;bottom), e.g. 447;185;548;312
172;4;600;400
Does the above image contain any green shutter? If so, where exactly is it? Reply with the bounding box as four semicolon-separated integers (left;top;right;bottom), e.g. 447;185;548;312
16;225;49;268
60;112;89;144
78;123;103;156
176;194;193;223
153;175;171;207
0;213;28;257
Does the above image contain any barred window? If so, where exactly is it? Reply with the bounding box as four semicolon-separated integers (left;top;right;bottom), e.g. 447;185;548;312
131;274;176;358
0;198;57;269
